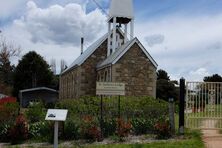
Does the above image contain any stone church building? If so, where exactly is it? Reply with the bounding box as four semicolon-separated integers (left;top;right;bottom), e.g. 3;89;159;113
59;0;158;99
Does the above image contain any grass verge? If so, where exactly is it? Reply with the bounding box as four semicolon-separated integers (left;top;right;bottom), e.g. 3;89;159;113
85;130;204;148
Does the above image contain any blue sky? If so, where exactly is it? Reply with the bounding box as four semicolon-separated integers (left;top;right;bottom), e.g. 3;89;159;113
0;0;222;81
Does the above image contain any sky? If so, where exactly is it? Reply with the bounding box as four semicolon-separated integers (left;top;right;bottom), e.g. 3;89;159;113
0;0;222;81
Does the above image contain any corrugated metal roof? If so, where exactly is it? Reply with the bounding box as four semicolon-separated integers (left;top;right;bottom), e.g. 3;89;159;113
62;33;108;74
97;38;135;69
97;37;158;69
20;87;58;93
0;93;7;99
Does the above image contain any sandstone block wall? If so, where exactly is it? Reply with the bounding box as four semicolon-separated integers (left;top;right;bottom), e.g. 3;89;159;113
111;43;157;97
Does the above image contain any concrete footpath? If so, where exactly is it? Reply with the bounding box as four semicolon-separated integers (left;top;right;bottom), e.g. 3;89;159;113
202;129;222;148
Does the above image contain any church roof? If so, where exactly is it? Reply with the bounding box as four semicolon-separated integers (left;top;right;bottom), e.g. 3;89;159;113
62;33;108;74
97;37;158;69
62;28;125;75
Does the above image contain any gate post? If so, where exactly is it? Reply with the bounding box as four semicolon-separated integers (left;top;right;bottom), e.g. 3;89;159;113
179;78;185;134
169;98;175;134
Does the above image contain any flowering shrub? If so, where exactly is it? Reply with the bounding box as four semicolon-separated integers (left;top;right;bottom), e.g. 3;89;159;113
0;97;19;142
80;115;101;141
29;122;45;138
0;97;16;105
116;118;132;137
154;121;171;139
56;97;169;139
0;97;18;124
9;114;28;144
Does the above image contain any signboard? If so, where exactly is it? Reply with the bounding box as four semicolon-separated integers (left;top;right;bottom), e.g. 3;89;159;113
96;82;125;96
45;109;68;121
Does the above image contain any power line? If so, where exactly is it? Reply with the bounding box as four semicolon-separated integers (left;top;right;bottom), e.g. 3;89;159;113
91;0;110;17
91;0;135;40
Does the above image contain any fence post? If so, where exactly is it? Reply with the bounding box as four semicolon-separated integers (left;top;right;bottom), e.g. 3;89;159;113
169;98;175;134
179;78;185;134
100;95;103;140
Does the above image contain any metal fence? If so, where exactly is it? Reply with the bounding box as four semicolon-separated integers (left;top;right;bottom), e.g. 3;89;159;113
185;82;222;129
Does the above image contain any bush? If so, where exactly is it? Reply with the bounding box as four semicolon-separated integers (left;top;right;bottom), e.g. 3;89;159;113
80;115;101;141
0;98;19;142
103;118;117;137
131;118;153;135
63;119;80;140
56;96;169;139
39;121;53;143
116;118;132;137
9;114;28;144
26;101;45;123
28;122;45;139
154;121;171;139
0;100;19;124
0;123;10;142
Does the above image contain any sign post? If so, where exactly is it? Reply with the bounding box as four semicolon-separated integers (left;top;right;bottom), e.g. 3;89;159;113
96;82;125;139
96;82;125;96
45;109;68;148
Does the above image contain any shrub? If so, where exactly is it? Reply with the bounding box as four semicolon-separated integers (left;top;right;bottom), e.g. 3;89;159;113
0;100;19;124
28;122;45;139
55;96;169;139
63;119;80;140
154;121;171;139
26;101;45;123
131;118;153;135
38;121;54;143
80;115;101;141
116;118;132;137
9;114;28;144
0;98;18;142
0;123;10;142
103;118;117;137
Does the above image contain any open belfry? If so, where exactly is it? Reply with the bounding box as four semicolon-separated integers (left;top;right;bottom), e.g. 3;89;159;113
59;0;158;99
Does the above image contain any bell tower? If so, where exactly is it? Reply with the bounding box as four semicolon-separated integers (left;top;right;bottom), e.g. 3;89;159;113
107;0;134;56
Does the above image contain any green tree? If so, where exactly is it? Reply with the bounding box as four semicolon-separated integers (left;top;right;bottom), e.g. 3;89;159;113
13;51;54;96
157;69;170;80
156;69;179;101
203;74;222;82
203;74;222;104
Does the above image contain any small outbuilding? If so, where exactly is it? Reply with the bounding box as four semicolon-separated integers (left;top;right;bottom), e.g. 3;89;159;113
19;87;58;108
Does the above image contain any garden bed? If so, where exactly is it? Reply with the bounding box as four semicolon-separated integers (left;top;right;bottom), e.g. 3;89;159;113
0;130;204;148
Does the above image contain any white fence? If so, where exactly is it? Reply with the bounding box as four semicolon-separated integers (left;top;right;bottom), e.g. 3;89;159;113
185;82;222;129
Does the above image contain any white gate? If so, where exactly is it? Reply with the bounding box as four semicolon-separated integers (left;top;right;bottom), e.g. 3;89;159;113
185;82;222;129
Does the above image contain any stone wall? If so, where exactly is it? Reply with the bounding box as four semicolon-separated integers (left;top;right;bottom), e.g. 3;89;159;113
112;42;157;97
59;67;81;99
80;40;108;96
60;39;108;99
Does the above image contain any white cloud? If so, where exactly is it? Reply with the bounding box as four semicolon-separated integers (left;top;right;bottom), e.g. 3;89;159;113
1;1;107;74
136;14;222;81
188;68;209;81
14;1;107;46
0;0;28;19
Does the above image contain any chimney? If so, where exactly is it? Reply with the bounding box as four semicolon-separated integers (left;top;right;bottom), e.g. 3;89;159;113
81;37;84;55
